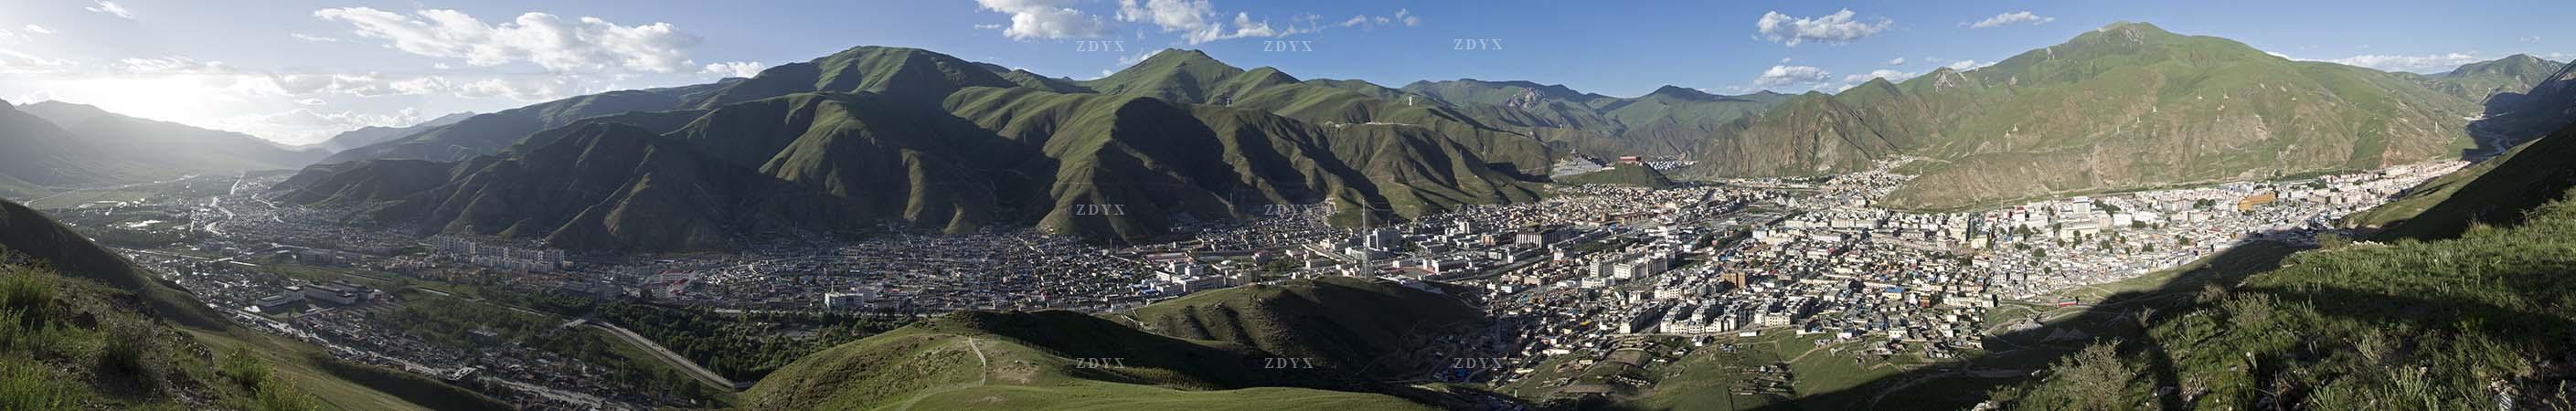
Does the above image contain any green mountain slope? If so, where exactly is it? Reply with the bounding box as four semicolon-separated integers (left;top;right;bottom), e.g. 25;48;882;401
739;277;1489;411
311;111;474;153
692;46;1021;109
2347;118;2576;241
0;199;506;410
2421;54;2565;102
1684;22;2477;210
283;79;1544;250
322;80;739;163
307;122;870;252
0;99;133;191
1126;277;1487;379
1080;50;1559;177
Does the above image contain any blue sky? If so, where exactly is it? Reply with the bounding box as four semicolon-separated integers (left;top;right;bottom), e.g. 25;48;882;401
0;0;2567;143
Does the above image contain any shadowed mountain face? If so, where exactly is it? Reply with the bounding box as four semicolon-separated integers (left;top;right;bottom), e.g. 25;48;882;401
0;101;328;193
2461;56;2576;161
740;277;1495;411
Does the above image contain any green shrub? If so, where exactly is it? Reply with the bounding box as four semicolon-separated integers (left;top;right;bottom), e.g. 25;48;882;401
0;359;75;411
218;347;271;390
251;374;318;411
99;316;165;393
0;267;52;330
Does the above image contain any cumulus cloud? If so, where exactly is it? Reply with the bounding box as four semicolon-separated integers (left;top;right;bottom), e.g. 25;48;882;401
1887;57;1906;65
1943;59;1987;70
21;25;53;35
1967;12;2052;29
1336;8;1417;29
701;61;765;79
1843;68;1918;83
2322;52;2485;73
314;7;705;73
1753;65;1831;87
290;33;342;43
976;0;1112;40
1755;9;1891;47
86;1;133;19
1116;0;1315;45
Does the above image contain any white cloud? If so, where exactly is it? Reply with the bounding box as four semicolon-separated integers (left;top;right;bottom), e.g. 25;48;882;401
1753;65;1830;87
701;61;765;79
1967;12;2052;29
2322;52;2484;73
21;25;53;35
1337;9;1417;29
1755;9;1891;47
1119;0;1319;44
314;7;704;73
86;1;133;19
290;33;342;43
1843;68;1918;83
118;57;227;73
976;0;1112;40
973;24;1004;30
1943;59;1987;70
1780;57;1793;63
0;48;76;73
1887;58;1906;65
2521;37;2541;43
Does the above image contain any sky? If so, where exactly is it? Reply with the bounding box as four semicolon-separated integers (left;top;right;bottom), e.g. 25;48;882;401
0;0;2568;145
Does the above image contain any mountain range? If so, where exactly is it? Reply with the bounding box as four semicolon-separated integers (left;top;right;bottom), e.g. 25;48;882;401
267;22;2571;250
281;47;1548;251
307;111;475;153
0;100;331;197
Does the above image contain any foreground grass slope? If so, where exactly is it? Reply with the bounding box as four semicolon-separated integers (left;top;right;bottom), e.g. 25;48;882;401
1993;185;2576;410
0;199;505;410
740;277;1492;411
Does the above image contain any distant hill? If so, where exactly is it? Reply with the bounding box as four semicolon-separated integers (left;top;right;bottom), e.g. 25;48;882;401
2348;62;2576;240
737;277;1488;411
0;199;506;410
2419;54;2566;103
1400;79;1791;158
1678;22;2480;211
1558;163;1677;189
310;111;474;153
0;101;329;194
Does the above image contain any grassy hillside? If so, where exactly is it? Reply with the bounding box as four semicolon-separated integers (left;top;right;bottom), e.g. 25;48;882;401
1558;163;1677;189
2347;121;2576;240
2421;54;2565;102
1125;277;1486;379
739;277;1497;411
1990;185;2576;410
1666;23;2478;211
0;199;506;410
322;79;740;163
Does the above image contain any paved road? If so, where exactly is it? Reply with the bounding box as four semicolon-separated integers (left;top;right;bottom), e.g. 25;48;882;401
590;321;748;391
